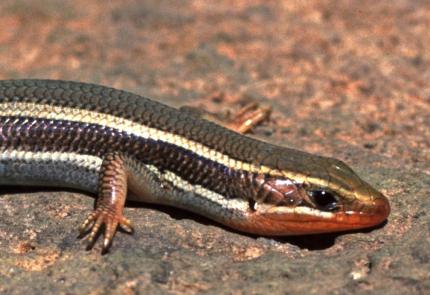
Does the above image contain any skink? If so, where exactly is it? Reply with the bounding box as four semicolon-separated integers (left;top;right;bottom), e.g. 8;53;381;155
0;79;390;252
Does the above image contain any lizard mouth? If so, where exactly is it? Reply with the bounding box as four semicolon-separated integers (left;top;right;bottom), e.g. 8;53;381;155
226;193;390;236
341;194;391;228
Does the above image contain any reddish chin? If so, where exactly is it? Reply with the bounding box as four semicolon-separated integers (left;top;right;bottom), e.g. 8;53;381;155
227;195;390;236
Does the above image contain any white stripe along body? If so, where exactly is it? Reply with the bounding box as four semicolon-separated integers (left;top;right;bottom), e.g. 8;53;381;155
0;80;390;252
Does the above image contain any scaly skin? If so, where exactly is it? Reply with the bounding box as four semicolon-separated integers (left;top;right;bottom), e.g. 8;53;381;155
0;79;390;252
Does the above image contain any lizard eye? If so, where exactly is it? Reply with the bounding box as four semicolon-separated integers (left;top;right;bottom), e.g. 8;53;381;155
307;190;339;211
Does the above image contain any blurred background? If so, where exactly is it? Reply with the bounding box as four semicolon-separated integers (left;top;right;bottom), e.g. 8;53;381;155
0;1;429;294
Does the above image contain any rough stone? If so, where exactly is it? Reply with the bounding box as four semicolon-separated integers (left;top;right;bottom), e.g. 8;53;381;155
0;1;429;294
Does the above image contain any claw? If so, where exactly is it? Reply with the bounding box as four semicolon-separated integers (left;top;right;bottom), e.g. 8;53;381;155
119;217;134;233
82;152;131;253
79;208;133;252
79;212;96;235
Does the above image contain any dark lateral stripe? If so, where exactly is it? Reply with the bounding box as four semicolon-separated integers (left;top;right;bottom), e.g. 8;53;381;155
0;116;252;199
0;79;276;170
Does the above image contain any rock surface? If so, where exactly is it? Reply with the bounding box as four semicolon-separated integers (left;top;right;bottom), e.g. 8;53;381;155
0;1;429;294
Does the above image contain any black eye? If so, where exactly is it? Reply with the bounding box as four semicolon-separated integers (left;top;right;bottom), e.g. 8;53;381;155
308;190;338;211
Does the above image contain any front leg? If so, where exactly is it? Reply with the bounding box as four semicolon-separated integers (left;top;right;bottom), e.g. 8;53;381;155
79;153;133;253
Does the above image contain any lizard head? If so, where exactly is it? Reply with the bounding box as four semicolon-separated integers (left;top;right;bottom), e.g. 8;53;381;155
232;150;390;236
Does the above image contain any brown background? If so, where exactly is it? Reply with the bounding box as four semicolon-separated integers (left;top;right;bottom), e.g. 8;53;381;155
0;1;429;294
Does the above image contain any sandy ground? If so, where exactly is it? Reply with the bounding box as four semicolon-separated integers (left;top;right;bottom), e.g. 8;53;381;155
0;1;429;294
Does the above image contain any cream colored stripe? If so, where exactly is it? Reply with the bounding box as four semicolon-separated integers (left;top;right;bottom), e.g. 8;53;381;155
144;163;249;212
0;150;101;192
139;163;333;218
0;102;334;187
0;148;331;218
0;102;274;173
0;149;102;170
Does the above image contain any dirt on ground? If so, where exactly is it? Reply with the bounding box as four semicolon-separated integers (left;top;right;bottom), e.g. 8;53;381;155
0;1;429;294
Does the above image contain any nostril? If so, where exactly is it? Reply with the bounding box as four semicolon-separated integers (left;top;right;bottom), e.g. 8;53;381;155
373;194;391;220
353;193;391;227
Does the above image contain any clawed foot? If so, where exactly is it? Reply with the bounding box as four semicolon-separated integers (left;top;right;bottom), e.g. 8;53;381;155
78;208;134;253
180;102;272;134
227;102;272;134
